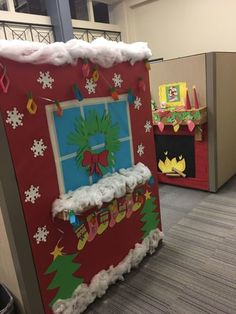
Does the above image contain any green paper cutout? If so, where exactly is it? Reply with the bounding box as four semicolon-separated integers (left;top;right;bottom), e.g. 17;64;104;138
192;111;201;121
45;253;83;306
68;110;120;174
141;196;159;239
152;113;160;122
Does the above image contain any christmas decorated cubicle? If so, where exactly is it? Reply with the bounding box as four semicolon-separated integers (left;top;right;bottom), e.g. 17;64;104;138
150;53;236;192
0;39;163;314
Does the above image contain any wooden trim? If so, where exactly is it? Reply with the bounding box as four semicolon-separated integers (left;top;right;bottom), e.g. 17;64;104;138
5;0;15;12
72;19;120;32
206;52;218;192
0;10;51;25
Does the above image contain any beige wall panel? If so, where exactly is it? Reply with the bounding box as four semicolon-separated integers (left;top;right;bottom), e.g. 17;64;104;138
111;0;236;60
0;206;24;311
149;54;207;108
216;53;236;187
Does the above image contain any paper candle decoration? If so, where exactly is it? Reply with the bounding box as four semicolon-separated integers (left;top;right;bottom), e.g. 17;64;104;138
193;86;200;109
185;89;191;110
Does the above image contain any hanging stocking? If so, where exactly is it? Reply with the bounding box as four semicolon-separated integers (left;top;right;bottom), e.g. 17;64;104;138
126;193;134;219
97;208;109;235
109;199;119;228
132;191;144;212
74;223;89;251
116;197;127;223
86;213;98;242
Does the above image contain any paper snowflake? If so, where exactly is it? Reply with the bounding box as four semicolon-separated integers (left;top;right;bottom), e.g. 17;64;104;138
37;71;54;89
134;97;142;110
85;78;97;94
144;120;152;133
25;185;41;204
137;143;145;156
6;107;24;129
33;226;49;244
31;139;47;157
112;73;123;88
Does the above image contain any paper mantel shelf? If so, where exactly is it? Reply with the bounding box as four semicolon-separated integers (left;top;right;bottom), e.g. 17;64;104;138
52;162;152;217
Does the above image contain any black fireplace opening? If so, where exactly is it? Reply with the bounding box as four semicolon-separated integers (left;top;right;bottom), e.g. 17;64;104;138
155;134;195;178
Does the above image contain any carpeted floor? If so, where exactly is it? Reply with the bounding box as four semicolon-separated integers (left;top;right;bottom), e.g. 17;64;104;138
85;177;236;314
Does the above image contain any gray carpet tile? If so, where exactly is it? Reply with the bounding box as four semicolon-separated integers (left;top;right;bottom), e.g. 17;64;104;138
84;180;236;314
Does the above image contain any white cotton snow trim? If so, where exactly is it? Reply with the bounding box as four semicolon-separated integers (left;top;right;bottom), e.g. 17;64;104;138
52;228;164;314
52;162;151;217
0;37;152;68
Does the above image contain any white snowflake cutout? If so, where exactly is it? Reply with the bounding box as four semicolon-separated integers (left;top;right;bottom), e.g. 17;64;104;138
37;71;54;89
134;97;142;110
31;139;47;157
24;185;41;204
6;107;24;129
144;120;152;133
85;78;97;94
33;225;49;244
112;73;123;88
137;143;145;156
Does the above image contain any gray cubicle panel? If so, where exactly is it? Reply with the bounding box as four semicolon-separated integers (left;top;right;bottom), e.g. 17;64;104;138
149;52;236;192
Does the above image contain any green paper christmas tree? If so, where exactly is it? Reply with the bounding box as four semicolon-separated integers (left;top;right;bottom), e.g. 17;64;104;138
141;195;159;239
45;251;83;306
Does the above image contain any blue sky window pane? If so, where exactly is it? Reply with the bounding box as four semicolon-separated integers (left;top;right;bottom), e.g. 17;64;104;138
54;106;81;156
62;158;90;192
108;100;129;138
114;140;132;171
83;103;105;119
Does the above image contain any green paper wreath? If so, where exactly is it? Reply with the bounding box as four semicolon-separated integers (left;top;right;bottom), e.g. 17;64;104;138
68;110;120;175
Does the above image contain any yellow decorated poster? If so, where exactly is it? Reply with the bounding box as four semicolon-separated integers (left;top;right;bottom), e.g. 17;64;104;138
159;82;187;108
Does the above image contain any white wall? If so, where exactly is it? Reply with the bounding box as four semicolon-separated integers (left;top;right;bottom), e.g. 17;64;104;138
110;0;236;59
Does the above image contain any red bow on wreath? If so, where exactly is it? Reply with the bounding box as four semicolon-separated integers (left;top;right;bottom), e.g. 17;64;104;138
82;150;109;176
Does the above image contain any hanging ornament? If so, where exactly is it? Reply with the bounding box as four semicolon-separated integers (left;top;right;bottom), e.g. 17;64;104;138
128;89;135;105
138;77;146;92
110;87;119;101
0;63;10;93
92;66;99;82
193;86;200;109
144;59;151;71
55;100;63;117
69;210;79;227
187;119;195;132
185;89;191;110
173;120;180;132
147;175;155;186
73;84;84;101
82;58;90;78
26;92;37;115
157;121;165;132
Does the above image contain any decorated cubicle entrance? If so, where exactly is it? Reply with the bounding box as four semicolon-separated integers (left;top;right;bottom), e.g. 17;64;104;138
0;39;162;314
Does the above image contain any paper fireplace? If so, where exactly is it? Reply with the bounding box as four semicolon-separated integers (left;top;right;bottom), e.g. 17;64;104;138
0;39;162;314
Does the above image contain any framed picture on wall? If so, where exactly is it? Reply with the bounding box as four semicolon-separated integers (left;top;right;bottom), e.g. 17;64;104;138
159;82;186;108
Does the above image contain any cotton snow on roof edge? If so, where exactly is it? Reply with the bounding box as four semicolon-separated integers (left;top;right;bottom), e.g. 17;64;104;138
0;37;152;68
